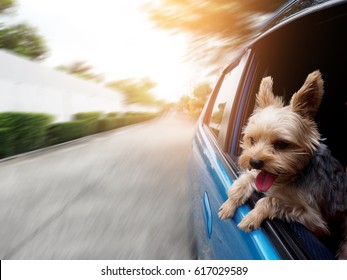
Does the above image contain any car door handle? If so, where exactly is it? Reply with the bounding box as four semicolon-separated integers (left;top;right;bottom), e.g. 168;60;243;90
203;192;213;238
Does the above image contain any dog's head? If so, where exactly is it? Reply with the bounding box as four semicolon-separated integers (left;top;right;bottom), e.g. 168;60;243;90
239;70;324;191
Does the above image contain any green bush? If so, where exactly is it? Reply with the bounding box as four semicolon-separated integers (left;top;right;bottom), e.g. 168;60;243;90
74;111;102;135
115;116;131;127
121;112;160;125
0;128;15;158
107;112;119;118
0;112;53;155
48;120;91;145
97;117;118;132
48;111;161;144
97;116;135;132
0;110;162;157
84;119;99;135
74;111;102;120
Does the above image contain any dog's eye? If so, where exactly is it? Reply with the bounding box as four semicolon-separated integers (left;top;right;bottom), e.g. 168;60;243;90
274;141;289;150
249;137;255;145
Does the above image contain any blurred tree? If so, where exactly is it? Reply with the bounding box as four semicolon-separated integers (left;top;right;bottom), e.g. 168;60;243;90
0;0;48;60
0;0;15;13
189;82;212;117
178;82;212;118
192;83;212;102
55;61;105;83
177;94;191;112
106;77;158;105
0;23;48;60
144;0;287;71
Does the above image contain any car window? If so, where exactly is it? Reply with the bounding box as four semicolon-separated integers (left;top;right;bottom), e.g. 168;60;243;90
229;11;347;168
206;53;249;150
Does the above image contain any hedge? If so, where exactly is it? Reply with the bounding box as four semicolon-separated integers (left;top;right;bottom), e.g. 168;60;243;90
48;119;93;145
0;112;53;156
97;117;119;132
74;111;102;135
0;128;15;158
118;112;161;126
49;111;115;144
97;112;160;132
0;110;162;157
74;111;102;121
107;112;119;118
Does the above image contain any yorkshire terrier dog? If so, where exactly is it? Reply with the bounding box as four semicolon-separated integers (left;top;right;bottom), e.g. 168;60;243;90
218;70;347;259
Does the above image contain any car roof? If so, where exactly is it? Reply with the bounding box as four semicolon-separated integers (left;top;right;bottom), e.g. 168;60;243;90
260;0;343;32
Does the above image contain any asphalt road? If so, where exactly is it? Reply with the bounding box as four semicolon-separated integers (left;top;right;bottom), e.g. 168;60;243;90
0;112;197;259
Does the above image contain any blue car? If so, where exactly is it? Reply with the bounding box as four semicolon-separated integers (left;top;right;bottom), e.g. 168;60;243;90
188;0;347;259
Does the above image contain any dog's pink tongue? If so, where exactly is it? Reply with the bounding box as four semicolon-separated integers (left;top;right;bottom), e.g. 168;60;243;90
255;171;277;191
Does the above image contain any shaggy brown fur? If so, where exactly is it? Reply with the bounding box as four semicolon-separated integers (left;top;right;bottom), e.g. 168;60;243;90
219;71;347;259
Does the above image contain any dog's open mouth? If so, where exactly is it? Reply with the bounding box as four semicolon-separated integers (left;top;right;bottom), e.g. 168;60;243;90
255;171;277;191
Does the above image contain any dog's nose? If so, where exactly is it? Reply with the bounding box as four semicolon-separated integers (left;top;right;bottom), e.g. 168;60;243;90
249;158;264;170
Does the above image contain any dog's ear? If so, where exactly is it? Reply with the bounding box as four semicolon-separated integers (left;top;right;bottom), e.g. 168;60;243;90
256;76;283;108
290;70;324;119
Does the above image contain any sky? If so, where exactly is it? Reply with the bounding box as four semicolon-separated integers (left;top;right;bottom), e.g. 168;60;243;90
13;0;202;102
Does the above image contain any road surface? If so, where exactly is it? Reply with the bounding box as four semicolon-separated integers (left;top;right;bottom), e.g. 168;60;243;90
0;112;197;259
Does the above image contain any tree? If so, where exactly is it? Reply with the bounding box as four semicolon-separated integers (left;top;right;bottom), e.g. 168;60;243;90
106;77;158;105
0;0;48;60
55;61;104;83
192;83;212;102
0;0;15;13
178;82;212;118
0;23;48;60
144;0;287;71
189;82;212;117
177;94;191;112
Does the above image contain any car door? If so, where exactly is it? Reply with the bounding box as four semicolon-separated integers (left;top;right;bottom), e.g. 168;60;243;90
190;51;280;259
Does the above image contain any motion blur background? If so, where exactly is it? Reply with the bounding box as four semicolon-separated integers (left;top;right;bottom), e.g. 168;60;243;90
0;0;287;259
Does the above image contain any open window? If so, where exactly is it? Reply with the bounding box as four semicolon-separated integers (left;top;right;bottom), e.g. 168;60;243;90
230;4;347;170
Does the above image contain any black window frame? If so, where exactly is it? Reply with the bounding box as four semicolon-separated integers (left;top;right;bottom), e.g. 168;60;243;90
203;51;251;151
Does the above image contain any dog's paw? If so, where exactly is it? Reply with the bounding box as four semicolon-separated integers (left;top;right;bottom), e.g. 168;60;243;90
237;212;263;232
218;200;237;220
